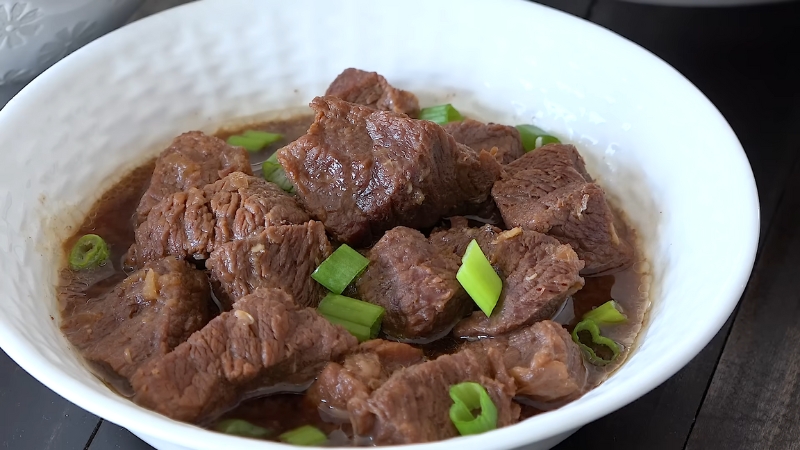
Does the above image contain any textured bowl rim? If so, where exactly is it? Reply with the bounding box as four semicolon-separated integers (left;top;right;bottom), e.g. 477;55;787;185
0;0;759;449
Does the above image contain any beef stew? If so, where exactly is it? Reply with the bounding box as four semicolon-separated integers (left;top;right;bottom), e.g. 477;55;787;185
57;68;650;446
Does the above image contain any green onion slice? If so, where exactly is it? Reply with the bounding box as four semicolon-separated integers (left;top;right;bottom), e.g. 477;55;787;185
456;240;502;317
318;293;384;342
419;104;464;125
571;319;620;365
261;160;294;192
68;234;110;270
321;315;372;343
582;300;627;325
214;419;272;439
278;425;327;446
227;130;282;152
449;382;498;435
312;244;370;294
515;124;561;152
243;130;282;143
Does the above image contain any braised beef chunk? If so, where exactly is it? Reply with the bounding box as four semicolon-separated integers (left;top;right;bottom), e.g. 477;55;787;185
454;228;585;337
135;132;252;225
61;257;210;382
129;172;309;265
429;219;585;336
491;144;634;275
206;221;332;309
443;119;524;164
278;96;502;246
473;321;587;407
325;68;420;118
306;340;424;412
131;288;358;423
429;216;501;256
347;349;520;444
355;227;471;342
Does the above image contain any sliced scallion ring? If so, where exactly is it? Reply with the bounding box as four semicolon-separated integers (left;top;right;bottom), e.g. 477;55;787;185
449;382;498;435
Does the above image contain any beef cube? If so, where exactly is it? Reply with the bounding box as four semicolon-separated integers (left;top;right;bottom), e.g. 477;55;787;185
443;119;524;164
61;257;210;383
347;348;519;444
429;216;501;256
206;221;332;309
306;340;424;413
129;172;309;265
130;288;358;423
454;228;584;337
325;68;420;117
472;321;587;407
491;144;634;275
355;227;471;342
206;172;309;245
431;219;584;337
135;132;252;225
278;96;501;246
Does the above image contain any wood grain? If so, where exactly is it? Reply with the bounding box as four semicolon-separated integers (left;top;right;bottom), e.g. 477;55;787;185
88;421;153;450
0;350;100;450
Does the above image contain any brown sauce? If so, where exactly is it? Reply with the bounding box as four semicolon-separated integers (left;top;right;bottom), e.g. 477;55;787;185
56;114;650;444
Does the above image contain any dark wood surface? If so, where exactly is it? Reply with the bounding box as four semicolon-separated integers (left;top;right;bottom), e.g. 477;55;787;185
1;1;799;449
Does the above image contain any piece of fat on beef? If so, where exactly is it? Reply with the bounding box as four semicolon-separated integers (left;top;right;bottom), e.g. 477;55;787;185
306;340;424;415
135;132;252;225
491;143;634;275
355;227;471;342
60;257;210;387
206;221;332;309
347;348;519;445
128;172;309;266
325;68;420;118
278;96;501;246
472;320;588;408
130;288;358;424
429;220;585;338
443;119;524;165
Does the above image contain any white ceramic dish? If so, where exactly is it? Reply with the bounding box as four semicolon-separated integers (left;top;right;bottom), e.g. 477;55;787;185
0;0;143;103
0;0;758;449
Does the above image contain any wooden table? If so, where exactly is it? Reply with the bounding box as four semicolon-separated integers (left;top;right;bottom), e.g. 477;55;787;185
1;1;798;449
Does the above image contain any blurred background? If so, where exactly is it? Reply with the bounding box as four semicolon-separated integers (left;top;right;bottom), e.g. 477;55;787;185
0;0;799;449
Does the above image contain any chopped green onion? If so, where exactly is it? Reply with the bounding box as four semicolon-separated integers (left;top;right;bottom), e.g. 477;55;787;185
456;240;502;317
449;382;498;436
227;130;282;152
321;314;372;342
69;234;110;270
214;419;272;439
515;124;561;152
261;160;294;192
318;293;384;342
582;300;627;325
419;104;464;125
278;425;327;446
312;244;370;294
243;130;282;144
571;319;620;365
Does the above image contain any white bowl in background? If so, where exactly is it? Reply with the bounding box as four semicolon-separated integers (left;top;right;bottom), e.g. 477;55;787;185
0;0;143;103
0;0;758;449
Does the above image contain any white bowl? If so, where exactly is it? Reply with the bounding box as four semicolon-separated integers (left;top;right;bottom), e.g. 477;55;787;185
0;0;758;449
0;0;143;102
